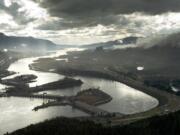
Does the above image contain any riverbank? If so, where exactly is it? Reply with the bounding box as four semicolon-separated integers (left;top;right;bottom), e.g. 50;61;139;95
2;48;180;133
31;77;83;92
0;51;18;79
2;73;113;117
0;50;54;82
9;109;180;135
4;77;83;95
1;74;37;86
29;50;180;126
30;59;168;107
32;88;113;117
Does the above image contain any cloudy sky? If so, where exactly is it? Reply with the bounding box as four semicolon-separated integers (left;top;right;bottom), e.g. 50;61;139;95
1;0;180;45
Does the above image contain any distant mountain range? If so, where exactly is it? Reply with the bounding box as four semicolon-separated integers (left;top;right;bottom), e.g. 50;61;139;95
0;33;58;52
0;33;77;52
80;36;140;49
0;32;141;51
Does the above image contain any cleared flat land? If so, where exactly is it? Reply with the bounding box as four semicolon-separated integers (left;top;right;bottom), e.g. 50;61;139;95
74;88;112;106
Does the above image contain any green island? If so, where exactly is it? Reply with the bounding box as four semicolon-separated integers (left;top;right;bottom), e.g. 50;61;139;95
3;77;83;95
32;77;83;92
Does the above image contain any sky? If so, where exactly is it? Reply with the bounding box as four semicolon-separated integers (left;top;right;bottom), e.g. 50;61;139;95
1;0;180;45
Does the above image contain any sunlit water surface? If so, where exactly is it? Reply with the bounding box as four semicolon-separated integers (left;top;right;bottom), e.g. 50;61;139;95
0;48;158;134
0;97;87;134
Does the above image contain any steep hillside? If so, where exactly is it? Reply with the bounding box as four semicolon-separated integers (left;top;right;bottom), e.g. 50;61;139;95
81;36;139;49
0;33;57;52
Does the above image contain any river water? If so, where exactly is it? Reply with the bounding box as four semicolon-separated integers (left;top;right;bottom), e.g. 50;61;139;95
0;48;159;134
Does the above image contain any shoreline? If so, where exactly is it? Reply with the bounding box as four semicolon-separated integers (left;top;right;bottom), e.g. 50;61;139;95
29;63;180;125
30;65;167;106
1;49;180;132
32;88;113;117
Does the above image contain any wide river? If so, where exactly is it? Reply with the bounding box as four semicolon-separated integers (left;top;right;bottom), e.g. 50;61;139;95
0;48;159;134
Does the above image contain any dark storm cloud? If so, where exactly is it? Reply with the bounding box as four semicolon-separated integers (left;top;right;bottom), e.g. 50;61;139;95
33;0;180;31
35;0;180;17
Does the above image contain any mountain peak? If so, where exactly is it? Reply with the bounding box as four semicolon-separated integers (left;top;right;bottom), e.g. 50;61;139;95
0;32;5;37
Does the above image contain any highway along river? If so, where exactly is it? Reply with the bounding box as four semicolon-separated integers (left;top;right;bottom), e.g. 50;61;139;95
0;48;159;134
